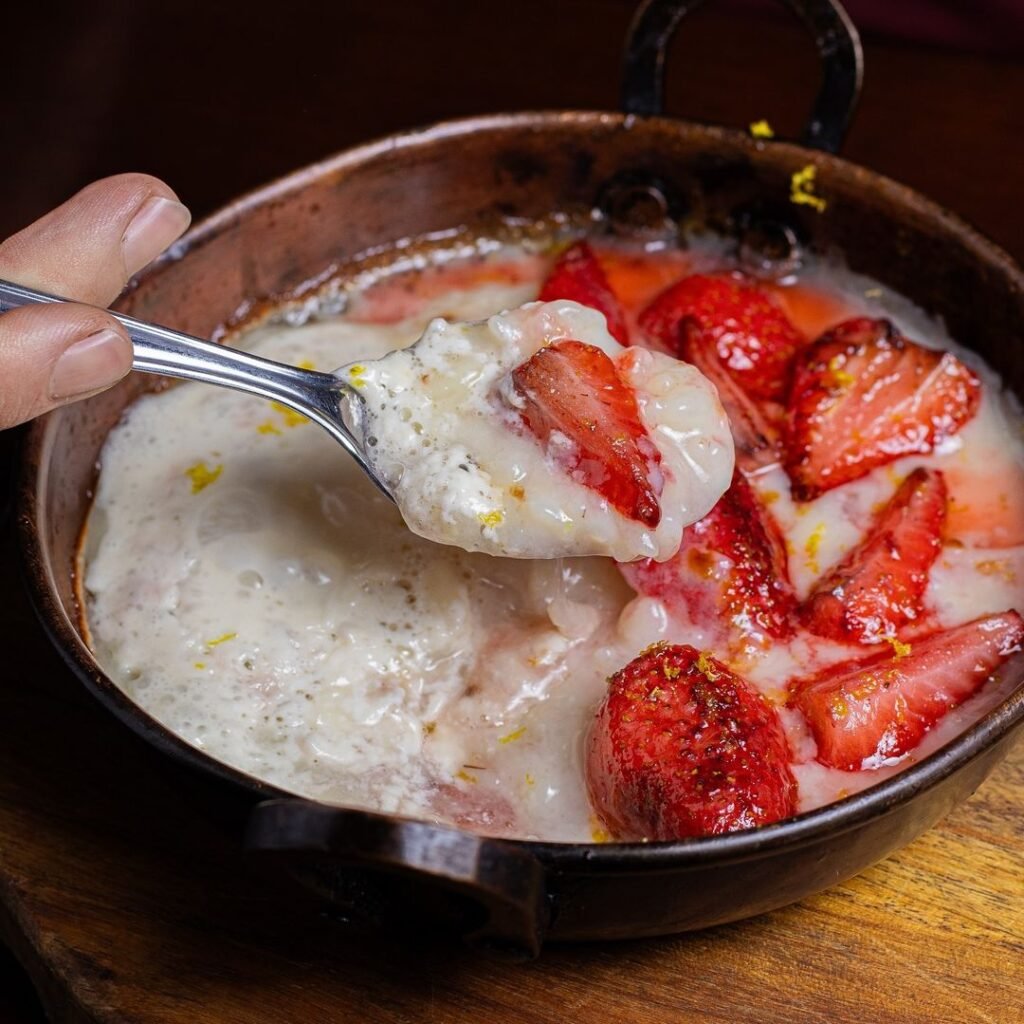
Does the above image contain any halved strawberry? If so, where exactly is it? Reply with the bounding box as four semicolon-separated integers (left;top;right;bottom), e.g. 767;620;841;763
638;273;805;400
538;241;630;345
784;318;982;502
790;610;1023;771
587;643;797;840
679;321;781;472
801;467;947;644
619;470;795;643
508;339;662;526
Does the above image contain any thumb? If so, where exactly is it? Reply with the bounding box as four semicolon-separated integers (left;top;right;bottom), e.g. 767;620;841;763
0;302;133;429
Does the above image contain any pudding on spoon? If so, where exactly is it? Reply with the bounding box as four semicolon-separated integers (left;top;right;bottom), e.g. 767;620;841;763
347;299;734;561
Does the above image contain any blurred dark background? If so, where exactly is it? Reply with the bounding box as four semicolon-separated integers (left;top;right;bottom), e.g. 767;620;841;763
0;1;1022;1020
1;0;1023;247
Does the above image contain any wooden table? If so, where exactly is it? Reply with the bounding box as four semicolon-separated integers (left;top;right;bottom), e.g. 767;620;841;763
1;3;1022;1021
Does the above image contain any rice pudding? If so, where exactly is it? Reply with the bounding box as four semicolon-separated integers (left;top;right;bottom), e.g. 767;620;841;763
81;237;1024;842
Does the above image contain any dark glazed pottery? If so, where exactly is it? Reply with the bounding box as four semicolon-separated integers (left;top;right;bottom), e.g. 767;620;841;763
16;0;1024;956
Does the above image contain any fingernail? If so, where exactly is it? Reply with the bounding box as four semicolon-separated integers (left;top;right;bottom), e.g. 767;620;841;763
50;329;133;400
121;195;191;276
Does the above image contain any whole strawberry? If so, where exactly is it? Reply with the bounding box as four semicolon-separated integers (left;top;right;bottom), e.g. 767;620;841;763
587;643;797;840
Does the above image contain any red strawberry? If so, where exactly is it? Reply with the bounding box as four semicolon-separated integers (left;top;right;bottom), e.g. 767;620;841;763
508;339;662;526
679;321;781;472
638;273;804;400
539;241;630;345
587;643;797;840
801;467;947;644
620;470;795;643
784;318;982;501
791;610;1024;771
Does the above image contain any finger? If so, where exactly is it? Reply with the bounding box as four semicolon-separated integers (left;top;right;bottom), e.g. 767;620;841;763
0;303;133;429
0;173;191;307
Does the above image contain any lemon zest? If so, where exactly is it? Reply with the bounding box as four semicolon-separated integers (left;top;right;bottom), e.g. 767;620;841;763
256;420;282;435
589;817;613;843
193;661;206;670
749;119;775;139
805;522;826;574
525;773;536;787
696;650;720;681
499;726;526;745
456;769;478;785
297;359;316;370
885;637;912;659
346;364;367;390
185;461;223;494
477;509;505;528
269;401;308;427
827;355;855;389
790;164;827;212
204;632;237;649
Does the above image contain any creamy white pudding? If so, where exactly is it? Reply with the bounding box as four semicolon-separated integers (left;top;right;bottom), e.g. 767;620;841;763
81;242;1024;841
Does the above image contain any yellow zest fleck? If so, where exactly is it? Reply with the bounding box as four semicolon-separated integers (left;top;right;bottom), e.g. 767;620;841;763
749;119;775;139
456;769;477;785
761;490;780;505
422;721;437;736
269;400;308;427
790;164;827;212
589;817;613;843
829;694;850;719
805;522;826;574
827;354;855;389
696;650;721;681
204;632;237;649
885;636;912;659
509;484;526;501
661;660;681;680
257;420;282;435
193;661;206;670
525;773;536;787
185;461;223;494
297;359;316;370
975;559;1016;583
346;364;367;389
499;726;526;745
477;509;505;528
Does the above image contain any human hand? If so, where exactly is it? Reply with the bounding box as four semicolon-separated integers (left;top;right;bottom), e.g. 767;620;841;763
0;174;191;429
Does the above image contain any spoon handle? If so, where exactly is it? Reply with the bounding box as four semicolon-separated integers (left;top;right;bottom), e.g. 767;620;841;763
0;278;389;498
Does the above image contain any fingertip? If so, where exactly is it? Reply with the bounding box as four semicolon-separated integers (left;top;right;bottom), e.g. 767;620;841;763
49;324;133;402
122;194;192;277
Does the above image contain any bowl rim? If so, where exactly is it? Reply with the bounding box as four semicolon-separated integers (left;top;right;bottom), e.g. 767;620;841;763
17;109;1024;871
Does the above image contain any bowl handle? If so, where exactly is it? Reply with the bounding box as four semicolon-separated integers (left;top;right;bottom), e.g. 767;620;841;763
621;0;863;153
245;799;551;957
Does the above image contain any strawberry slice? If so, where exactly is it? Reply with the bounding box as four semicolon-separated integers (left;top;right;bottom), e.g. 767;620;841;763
784;318;982;502
790;610;1024;771
587;643;797;840
620;470;795;643
508;339;662;526
538;241;630;345
801;467;947;644
638;273;805;400
679;321;781;472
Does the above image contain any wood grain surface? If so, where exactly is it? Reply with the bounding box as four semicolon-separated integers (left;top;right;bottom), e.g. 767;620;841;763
1;2;1023;1021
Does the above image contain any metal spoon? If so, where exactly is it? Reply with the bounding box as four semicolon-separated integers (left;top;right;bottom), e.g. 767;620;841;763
0;278;391;500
